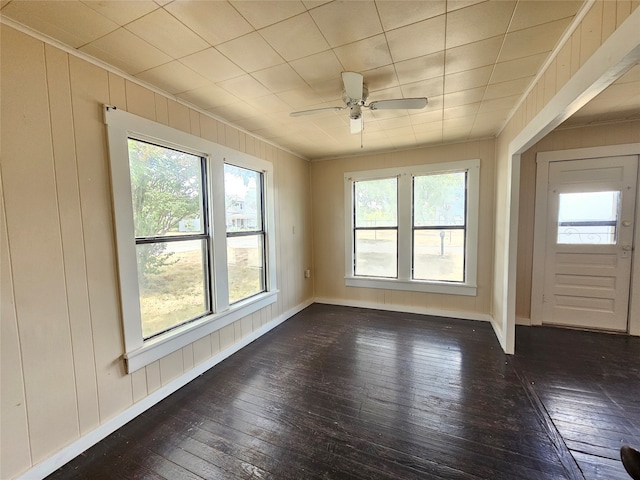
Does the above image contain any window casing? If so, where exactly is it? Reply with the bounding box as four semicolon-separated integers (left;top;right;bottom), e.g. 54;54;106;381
105;106;277;372
344;160;480;296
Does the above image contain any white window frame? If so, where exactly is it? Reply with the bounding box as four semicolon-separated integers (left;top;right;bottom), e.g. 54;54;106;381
224;163;268;304
105;106;277;372
344;159;480;296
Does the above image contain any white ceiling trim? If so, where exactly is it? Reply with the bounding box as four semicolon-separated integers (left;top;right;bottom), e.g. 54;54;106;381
310;134;497;163
498;0;596;138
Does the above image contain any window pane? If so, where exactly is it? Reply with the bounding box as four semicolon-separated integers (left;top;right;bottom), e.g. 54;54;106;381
225;164;263;232
355;229;397;278
414;172;466;227
354;178;397;227
136;239;208;339
128;139;203;237
227;234;265;304
413;229;464;282
557;191;619;244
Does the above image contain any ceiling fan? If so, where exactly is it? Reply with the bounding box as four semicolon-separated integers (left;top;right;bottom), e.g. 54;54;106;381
289;71;428;134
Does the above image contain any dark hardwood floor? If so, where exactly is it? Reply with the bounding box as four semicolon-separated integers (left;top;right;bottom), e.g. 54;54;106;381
48;304;640;479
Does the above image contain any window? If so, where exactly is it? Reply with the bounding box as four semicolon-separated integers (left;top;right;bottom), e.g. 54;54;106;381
105;106;277;372
344;160;479;296
353;177;398;278
224;164;266;303
129;139;211;339
412;172;467;282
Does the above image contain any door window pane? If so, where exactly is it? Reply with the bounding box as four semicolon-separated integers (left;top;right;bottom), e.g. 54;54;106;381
136;240;208;339
413;229;465;281
354;178;397;227
128;139;203;237
227;235;265;304
557;191;619;244
355;229;397;278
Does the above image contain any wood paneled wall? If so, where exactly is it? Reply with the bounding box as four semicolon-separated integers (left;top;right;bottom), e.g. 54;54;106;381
516;120;640;321
493;0;639;333
500;1;637;140
0;25;313;479
310;139;496;317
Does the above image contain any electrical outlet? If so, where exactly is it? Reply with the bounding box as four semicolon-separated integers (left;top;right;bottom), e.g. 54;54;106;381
304;269;311;278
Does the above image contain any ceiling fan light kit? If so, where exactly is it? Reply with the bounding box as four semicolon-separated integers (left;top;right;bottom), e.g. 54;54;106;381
290;71;428;135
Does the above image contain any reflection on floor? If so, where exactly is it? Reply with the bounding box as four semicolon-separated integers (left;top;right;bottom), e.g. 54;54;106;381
48;304;639;479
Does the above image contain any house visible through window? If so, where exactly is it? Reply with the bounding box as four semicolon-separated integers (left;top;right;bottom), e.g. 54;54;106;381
106;106;277;372
345;159;479;296
224;164;266;304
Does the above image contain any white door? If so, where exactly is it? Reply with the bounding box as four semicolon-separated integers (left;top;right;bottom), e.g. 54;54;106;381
541;156;637;331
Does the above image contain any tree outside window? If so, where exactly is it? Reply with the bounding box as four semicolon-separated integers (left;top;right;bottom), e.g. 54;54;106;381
128;139;210;338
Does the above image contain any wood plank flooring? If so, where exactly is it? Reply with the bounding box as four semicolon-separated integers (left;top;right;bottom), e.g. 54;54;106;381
512;325;640;479
47;304;640;479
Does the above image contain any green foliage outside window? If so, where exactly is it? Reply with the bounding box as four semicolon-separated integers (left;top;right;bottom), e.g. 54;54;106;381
128;139;206;337
354;177;397;227
413;172;466;226
128;139;203;283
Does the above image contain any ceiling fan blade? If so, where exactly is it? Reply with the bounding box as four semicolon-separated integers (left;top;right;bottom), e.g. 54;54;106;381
368;98;428;110
342;71;363;101
350;116;363;134
289;106;345;117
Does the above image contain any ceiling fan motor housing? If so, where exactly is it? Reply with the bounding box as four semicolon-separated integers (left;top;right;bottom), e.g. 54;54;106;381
343;85;368;106
343;85;368;120
349;104;362;120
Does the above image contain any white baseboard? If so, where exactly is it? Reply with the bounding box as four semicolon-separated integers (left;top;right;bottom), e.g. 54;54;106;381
313;297;493;323
19;299;313;480
516;316;531;326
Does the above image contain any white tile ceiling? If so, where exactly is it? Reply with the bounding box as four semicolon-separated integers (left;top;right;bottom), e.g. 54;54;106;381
5;0;632;160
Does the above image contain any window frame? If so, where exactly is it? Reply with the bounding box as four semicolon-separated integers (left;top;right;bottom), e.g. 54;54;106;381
411;171;468;283
353;176;399;279
105;106;277;373
129;140;213;340
224;163;267;304
344;159;480;296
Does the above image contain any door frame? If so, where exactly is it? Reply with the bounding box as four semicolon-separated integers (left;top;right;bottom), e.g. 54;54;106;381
531;143;640;334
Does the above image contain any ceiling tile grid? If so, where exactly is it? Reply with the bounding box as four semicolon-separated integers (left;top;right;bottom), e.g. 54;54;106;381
3;0;611;159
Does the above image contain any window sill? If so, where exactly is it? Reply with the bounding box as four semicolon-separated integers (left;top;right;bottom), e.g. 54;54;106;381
124;291;278;373
345;277;477;296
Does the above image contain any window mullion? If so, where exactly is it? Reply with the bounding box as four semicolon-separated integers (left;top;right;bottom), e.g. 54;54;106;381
397;173;412;281
209;157;230;312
